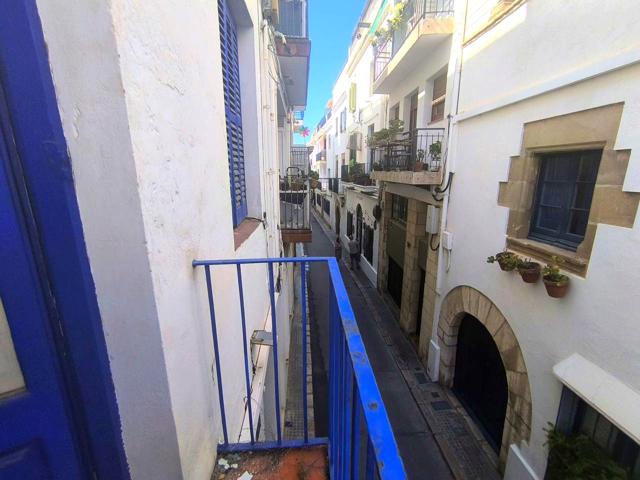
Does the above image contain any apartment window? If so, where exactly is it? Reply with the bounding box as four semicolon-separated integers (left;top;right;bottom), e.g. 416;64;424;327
391;195;408;222
218;0;247;227
340;108;347;133
555;387;640;479
347;211;354;237
367;124;375;171
362;223;374;264
431;72;447;123
349;83;357;113
391;103;400;121
529;150;601;251
335;119;338;135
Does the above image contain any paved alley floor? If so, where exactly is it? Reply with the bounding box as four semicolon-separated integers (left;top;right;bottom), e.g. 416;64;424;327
306;211;501;480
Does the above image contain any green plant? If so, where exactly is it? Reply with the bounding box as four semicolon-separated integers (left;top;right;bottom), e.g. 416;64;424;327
542;256;569;284
429;141;442;160
308;170;319;180
487;251;520;271
545;424;628;480
367;119;404;149
372;2;409;45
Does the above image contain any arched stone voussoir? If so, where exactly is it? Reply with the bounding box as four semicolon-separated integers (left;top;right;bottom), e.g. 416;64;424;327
437;285;533;467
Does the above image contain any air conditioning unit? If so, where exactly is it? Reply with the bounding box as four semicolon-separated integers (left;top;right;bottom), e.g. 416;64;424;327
348;132;362;150
262;0;279;24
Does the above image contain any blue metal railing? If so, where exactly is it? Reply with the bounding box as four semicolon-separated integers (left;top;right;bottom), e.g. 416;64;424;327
192;257;407;479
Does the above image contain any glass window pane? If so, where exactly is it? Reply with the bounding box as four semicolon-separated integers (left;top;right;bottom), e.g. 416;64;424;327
573;182;596;210
578;152;601;182
537;205;563;231
0;297;26;398
577;404;598;437
539;182;566;208
593;415;614;450
568;210;589;237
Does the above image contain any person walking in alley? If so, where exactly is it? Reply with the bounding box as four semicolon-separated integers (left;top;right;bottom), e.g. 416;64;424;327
334;235;342;261
348;234;360;270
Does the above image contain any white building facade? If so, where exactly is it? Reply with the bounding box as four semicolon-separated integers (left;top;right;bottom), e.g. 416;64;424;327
316;0;640;478
0;0;309;479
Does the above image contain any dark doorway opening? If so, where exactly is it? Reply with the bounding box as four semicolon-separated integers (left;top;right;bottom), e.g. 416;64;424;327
453;315;508;453
387;257;404;308
356;204;363;249
335;205;340;236
416;267;426;331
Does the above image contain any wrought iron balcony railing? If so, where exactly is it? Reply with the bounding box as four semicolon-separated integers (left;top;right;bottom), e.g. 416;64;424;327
280;171;310;232
373;0;454;81
192;257;407;479
341;164;375;187
371;128;446;172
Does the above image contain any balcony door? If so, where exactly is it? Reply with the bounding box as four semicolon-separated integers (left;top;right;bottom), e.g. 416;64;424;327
0;90;86;478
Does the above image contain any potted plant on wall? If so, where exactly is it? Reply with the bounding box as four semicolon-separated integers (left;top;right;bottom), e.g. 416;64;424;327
517;258;541;284
542;256;570;298
487;251;520;271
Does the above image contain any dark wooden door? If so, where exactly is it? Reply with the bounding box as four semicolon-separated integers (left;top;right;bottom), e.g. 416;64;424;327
387;257;404;308
453;315;508;452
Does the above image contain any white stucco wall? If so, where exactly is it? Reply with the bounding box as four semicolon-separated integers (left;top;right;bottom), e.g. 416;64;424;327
436;1;640;476
343;190;380;286
37;0;294;478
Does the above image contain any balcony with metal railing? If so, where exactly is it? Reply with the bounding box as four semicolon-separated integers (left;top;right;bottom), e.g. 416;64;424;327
370;128;446;185
192;257;407;479
280;167;312;244
274;0;311;110
372;0;454;94
341;164;378;194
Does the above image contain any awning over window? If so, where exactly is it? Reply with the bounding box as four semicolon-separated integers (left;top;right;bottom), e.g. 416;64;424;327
368;0;390;36
553;353;640;444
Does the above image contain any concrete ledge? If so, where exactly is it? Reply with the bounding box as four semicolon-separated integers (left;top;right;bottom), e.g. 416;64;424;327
371;169;443;185
553;353;640;444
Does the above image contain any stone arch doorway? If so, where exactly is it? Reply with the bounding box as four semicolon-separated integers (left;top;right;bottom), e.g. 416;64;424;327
453;314;508;453
438;286;532;465
335;204;340;236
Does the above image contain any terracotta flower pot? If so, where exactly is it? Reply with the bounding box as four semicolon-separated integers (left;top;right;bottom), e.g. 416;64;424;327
518;262;541;283
543;277;569;298
413;162;424;172
495;252;517;271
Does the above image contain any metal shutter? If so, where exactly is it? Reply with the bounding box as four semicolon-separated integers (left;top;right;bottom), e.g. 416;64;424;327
218;0;247;227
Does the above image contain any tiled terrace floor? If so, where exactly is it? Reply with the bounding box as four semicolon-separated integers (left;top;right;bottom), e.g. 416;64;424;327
212;446;328;480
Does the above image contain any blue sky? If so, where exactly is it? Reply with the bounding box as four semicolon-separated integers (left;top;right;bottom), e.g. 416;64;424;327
295;0;366;144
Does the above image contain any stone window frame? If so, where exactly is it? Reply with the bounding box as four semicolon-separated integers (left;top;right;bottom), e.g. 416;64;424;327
498;103;639;277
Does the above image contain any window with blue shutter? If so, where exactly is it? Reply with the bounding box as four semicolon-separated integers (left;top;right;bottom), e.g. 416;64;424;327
529;150;601;250
218;0;247;227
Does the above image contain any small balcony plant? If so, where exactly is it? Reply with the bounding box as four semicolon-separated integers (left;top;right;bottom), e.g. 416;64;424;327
413;149;425;172
487;251;519;271
429;140;442;172
517;258;541;284
542;256;570;298
545;424;627;479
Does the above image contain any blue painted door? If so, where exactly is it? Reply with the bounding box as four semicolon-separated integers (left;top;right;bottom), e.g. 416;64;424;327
0;94;86;477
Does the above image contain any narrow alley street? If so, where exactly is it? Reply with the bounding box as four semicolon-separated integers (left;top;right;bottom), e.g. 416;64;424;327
306;211;502;479
305;213;434;478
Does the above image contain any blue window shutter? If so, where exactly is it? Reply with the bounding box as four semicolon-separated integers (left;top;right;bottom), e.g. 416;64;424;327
218;0;247;227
